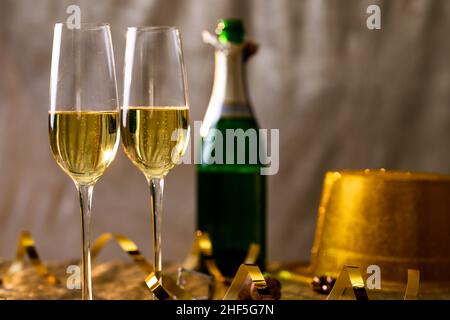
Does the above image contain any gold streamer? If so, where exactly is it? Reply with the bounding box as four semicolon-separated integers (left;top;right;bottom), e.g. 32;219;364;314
183;230;212;269
1;230;268;301
147;231;265;299
90;233;152;273
91;233;194;299
145;273;171;300
277;270;313;284
279;267;421;300
223;264;272;300
182;230;260;284
1;231;59;286
244;243;260;265
145;273;193;300
326;265;368;300
403;269;420;300
183;231;225;282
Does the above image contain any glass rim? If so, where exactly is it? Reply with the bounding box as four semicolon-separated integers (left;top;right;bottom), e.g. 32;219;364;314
54;22;111;30
127;26;179;32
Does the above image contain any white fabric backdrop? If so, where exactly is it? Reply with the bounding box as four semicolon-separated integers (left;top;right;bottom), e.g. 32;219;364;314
0;0;449;263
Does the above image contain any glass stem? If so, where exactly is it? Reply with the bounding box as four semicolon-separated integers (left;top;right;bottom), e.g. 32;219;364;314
148;177;164;278
77;184;94;300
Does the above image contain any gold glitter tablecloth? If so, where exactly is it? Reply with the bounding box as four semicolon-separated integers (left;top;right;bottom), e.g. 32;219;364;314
1;261;449;300
0;260;315;300
0;260;154;300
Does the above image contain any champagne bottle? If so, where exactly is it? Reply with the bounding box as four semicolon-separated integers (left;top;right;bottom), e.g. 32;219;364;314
197;19;266;276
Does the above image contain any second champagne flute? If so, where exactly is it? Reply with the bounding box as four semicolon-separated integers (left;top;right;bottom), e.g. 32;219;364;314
121;27;190;281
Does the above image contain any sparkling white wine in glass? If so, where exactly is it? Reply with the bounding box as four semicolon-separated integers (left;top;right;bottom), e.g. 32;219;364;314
122;27;190;283
49;111;119;185
49;23;119;300
121;106;189;177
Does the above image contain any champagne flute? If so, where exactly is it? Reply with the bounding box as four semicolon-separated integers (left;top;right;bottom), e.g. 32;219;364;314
48;23;120;300
121;27;190;281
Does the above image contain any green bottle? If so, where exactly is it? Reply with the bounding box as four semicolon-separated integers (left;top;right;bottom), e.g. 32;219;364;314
197;19;266;277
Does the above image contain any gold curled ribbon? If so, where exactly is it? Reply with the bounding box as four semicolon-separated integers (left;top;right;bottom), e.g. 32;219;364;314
90;233;152;273
1;231;59;286
183;230;212;269
183;231;225;282
91;233;193;299
145;273;171;300
183;230;260;284
404;269;420;300
277;270;313;284
244;243;260;265
326;265;368;300
223;264;272;300
1;230;267;301
145;273;193;300
1;231;153;287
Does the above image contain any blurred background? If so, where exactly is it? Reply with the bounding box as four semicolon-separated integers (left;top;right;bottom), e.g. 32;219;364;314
0;0;449;264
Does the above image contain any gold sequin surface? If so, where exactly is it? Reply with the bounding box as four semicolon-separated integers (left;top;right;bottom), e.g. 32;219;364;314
307;170;450;290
